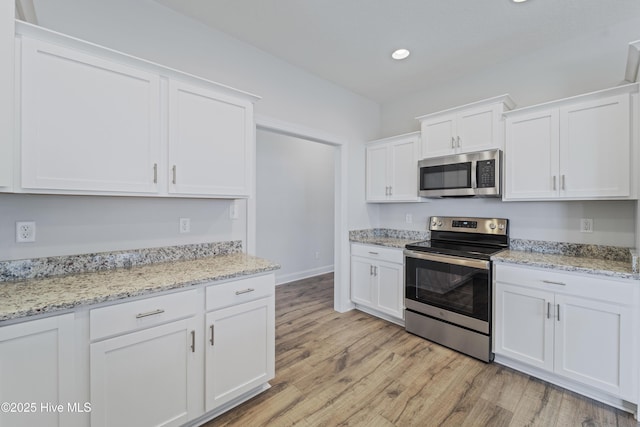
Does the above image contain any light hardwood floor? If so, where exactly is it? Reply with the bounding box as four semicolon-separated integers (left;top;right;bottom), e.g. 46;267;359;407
206;273;638;427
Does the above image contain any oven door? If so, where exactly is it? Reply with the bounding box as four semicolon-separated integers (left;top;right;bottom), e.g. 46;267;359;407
404;250;490;334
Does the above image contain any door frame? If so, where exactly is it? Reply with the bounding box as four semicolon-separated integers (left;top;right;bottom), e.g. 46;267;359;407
251;115;353;313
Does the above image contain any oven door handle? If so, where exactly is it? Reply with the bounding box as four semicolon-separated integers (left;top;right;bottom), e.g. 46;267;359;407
403;250;490;270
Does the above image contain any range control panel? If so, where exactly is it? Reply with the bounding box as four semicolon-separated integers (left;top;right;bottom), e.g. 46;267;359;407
430;216;508;235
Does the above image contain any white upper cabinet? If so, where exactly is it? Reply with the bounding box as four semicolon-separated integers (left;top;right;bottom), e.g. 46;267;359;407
20;37;161;194
14;22;259;198
168;81;252;197
504;84;638;201
366;132;420;202
417;95;514;158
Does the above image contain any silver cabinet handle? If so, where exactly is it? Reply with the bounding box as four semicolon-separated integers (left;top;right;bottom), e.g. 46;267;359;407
172;165;177;185
542;280;566;286
368;251;379;255
153;163;158;184
547;302;551;319
373;266;378;277
136;308;165;319
451;137;455;149
557;304;560;321
235;288;255;295
456;136;461;148
370;265;374;276
552;176;556;191
190;330;195;353
561;174;565;190
388;186;392;196
209;324;215;346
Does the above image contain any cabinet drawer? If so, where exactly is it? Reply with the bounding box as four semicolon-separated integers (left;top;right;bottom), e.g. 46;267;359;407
206;274;274;311
90;289;198;341
495;264;637;305
351;243;403;263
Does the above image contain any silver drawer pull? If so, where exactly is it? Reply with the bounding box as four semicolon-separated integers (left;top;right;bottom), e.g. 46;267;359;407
542;280;566;286
235;288;255;295
368;251;379;255
135;308;165;319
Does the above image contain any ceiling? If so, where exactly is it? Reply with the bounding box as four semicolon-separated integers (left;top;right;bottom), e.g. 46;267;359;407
151;0;640;103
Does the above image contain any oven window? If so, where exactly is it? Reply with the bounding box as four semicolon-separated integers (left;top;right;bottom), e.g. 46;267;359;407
405;257;489;321
421;162;471;190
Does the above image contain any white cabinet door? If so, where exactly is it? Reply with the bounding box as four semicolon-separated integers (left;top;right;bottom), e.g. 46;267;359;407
205;297;275;412
388;138;418;201
554;294;634;399
90;318;199;427
350;256;375;306
559;94;631;198
0;314;75;427
456;104;501;153
375;260;404;320
494;282;554;372
366;133;419;203
504;109;560;200
365;144;389;202
421;116;456;157
20;38;161;194
168;81;252;197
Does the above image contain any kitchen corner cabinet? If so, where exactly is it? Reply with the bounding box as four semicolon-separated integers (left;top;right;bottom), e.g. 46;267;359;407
350;243;404;323
366;132;420;202
504;84;638;201
417;95;515;158
15;22;258;198
0;314;76;427
494;263;638;403
204;274;275;411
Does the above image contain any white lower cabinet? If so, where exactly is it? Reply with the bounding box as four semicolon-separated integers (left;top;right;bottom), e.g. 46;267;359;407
0;314;76;427
89;290;201;427
494;264;638;404
205;298;275;411
350;243;404;322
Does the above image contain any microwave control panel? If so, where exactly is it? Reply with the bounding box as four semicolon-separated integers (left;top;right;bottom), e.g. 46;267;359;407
476;159;496;188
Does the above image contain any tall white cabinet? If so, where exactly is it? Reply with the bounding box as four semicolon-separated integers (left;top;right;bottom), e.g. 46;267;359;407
504;84;638;200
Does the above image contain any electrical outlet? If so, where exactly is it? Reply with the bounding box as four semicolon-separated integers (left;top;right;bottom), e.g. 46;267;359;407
179;218;191;234
314;251;320;260
405;214;413;224
229;202;239;220
16;221;36;243
580;218;593;233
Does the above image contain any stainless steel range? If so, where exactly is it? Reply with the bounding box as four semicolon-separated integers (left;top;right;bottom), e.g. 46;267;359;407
404;216;509;362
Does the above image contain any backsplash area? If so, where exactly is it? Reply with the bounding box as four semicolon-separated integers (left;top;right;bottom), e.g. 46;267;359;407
0;241;243;282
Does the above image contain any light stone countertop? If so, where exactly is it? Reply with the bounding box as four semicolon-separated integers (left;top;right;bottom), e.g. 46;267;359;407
350;236;422;249
0;253;280;322
492;250;638;281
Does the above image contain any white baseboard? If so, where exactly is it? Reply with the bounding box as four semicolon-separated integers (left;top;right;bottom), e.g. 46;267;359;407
276;265;334;285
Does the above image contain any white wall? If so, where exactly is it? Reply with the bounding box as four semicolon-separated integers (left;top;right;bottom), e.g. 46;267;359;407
256;130;334;283
377;16;640;247
2;0;379;261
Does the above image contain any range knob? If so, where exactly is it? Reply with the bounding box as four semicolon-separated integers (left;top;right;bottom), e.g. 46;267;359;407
437;221;443;227
431;220;437;227
498;223;505;230
489;223;496;230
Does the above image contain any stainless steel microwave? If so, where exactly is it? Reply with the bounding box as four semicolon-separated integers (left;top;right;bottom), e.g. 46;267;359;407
418;149;502;198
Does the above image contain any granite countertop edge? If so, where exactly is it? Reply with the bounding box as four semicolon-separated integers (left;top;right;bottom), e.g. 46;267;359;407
492;250;639;281
0;253;280;323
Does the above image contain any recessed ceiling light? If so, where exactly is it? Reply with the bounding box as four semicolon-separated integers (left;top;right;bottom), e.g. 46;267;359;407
391;48;410;60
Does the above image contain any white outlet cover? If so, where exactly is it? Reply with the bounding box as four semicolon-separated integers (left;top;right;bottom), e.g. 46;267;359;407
179;218;191;233
16;221;36;243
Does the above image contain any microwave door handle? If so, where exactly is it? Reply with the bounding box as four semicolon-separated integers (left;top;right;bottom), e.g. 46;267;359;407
471;161;478;189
